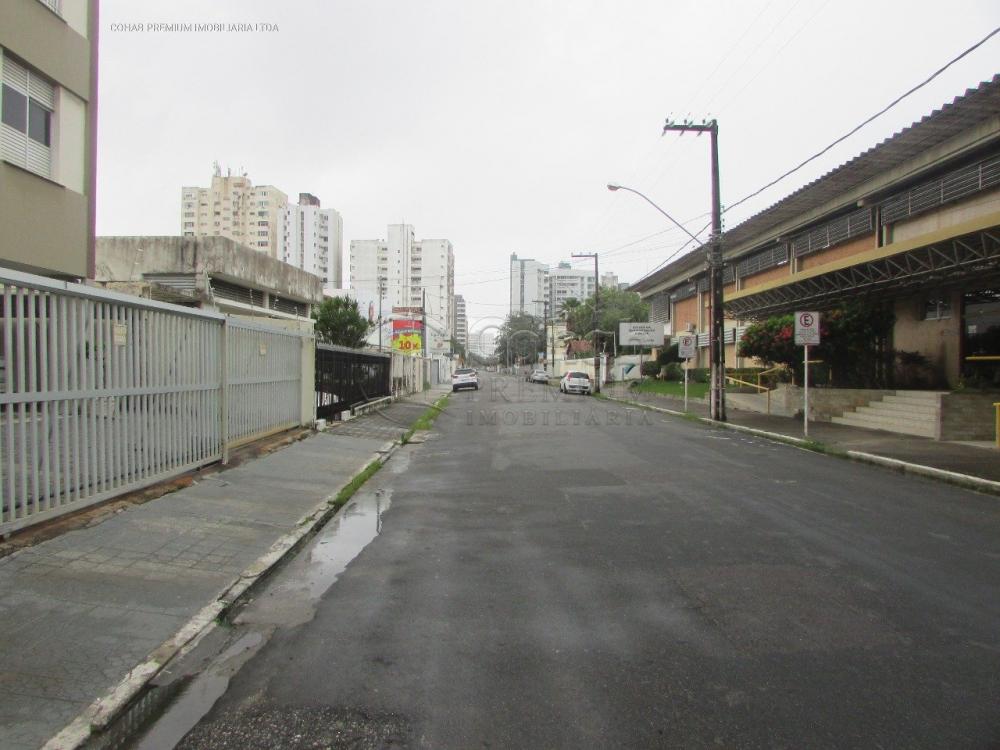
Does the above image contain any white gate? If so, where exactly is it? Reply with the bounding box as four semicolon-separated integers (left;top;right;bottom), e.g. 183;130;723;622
0;268;309;535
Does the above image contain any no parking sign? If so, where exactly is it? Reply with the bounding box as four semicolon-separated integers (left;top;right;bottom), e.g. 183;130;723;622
794;311;820;346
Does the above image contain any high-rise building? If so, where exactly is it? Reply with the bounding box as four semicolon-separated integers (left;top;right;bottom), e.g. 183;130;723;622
279;193;343;288
350;224;455;350
181;165;288;259
1;0;99;279
453;294;468;348
547;261;597;314
510;253;548;318
601;271;619;289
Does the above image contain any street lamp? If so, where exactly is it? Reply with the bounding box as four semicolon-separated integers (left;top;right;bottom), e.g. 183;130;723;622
608;170;725;421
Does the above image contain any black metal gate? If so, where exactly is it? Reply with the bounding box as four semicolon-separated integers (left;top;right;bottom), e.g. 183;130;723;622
315;344;391;420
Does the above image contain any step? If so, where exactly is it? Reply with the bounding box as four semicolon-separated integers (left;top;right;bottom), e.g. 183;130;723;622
881;391;947;405
853;405;938;425
832;413;936;438
859;400;939;416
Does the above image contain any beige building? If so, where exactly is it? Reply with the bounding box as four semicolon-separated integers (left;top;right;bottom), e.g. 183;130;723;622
181;165;289;259
0;0;99;279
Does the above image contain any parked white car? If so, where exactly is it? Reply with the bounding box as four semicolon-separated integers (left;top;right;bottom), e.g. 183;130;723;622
559;371;591;395
528;369;550;384
452;367;479;392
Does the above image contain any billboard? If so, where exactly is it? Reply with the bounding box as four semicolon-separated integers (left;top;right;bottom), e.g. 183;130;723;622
392;318;423;354
619;322;663;347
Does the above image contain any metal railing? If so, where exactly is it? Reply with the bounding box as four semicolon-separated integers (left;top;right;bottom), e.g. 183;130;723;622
0;268;309;534
315;344;391;420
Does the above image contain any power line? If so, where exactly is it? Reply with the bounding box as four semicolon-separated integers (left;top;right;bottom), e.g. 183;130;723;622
725;24;1000;214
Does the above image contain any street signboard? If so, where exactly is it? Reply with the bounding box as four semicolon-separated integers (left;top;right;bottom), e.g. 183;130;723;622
677;334;696;359
619;322;663;347
794;311;820;346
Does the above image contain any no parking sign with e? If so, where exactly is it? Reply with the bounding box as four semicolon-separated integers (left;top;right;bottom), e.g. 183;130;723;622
794;311;820;346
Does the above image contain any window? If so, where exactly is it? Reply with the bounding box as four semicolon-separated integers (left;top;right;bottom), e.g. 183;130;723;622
1;53;55;178
924;296;951;321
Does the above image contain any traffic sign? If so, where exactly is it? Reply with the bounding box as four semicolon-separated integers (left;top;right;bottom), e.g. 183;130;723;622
794;311;820;346
677;334;696;359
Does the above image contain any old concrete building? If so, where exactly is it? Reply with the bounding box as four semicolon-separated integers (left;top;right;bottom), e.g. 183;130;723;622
0;0;99;279
95;236;323;321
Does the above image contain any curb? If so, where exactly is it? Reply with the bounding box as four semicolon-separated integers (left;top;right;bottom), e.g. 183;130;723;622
602;392;1000;497
43;437;401;750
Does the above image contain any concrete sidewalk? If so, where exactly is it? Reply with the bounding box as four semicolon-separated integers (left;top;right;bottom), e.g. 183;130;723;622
0;390;445;750
604;383;1000;489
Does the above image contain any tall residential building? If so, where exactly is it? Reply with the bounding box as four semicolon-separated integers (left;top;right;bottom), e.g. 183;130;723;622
279;193;343;287
1;0;99;279
453;294;468;348
181;165;289;259
601;271;619;289
510;253;547;318
547;261;596;314
350;224;455;349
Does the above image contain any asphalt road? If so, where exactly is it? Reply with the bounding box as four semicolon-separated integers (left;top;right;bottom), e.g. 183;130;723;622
160;374;1000;749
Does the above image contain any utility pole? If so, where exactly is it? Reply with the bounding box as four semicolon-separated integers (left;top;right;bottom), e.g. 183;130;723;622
421;289;427;357
662;117;726;421
377;276;386;351
571;252;600;393
533;298;556;374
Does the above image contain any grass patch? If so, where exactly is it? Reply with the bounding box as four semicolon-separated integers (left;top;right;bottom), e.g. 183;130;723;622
630;380;710;399
402;393;450;443
332;459;382;509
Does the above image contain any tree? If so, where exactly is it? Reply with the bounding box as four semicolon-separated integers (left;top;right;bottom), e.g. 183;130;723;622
737;302;894;387
494;312;545;366
312;297;374;348
564;287;650;354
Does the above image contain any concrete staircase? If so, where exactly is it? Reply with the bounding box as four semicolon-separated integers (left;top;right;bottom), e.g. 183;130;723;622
831;391;946;438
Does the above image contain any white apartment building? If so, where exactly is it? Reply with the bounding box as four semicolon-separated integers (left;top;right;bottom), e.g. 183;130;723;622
280;193;343;287
453;294;468;348
181;165;288;258
350;224;455;350
510;253;548;318
546;262;596;315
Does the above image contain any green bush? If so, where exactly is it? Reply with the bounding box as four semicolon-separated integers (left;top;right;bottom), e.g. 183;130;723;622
663;362;684;381
689;367;710;383
640;360;660;377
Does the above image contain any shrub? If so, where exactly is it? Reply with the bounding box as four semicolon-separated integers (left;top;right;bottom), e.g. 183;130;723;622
663;362;684;381
640;360;660;377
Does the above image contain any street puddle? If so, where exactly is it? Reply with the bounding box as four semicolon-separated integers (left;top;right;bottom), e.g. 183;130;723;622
132;631;267;750
236;452;404;629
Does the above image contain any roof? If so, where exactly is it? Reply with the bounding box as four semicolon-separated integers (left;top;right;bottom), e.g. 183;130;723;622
631;74;1000;294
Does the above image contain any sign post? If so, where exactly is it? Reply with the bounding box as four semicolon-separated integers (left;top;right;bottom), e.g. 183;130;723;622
794;311;820;437
678;334;697;413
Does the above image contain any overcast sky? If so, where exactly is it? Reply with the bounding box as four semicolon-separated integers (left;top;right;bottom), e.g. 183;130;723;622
97;0;1000;330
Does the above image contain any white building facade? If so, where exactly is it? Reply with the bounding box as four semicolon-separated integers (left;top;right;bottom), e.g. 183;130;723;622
453;294;468;348
280;193;343;288
350;224;455;351
546;261;597;314
510;253;548;318
181;166;289;258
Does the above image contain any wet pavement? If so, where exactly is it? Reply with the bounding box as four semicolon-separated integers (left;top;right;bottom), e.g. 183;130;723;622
0;390;444;750
604;382;1000;484
163;375;1000;749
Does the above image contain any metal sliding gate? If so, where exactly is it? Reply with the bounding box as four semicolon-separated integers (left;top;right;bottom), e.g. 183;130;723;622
0;268;308;535
315;344;390;420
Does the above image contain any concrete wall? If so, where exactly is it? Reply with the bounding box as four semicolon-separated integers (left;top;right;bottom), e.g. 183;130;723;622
0;163;89;277
728;384;897;420
892;289;963;387
797;233;876;271
95;236;324;304
939;392;1000;441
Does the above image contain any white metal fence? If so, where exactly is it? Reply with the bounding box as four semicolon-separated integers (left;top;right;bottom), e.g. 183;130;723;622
0;268;309;535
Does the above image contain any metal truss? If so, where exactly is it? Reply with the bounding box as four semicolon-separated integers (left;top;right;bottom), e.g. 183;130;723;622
726;227;1000;319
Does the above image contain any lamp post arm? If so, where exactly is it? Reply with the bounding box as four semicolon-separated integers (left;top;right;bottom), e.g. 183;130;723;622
608;184;702;245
